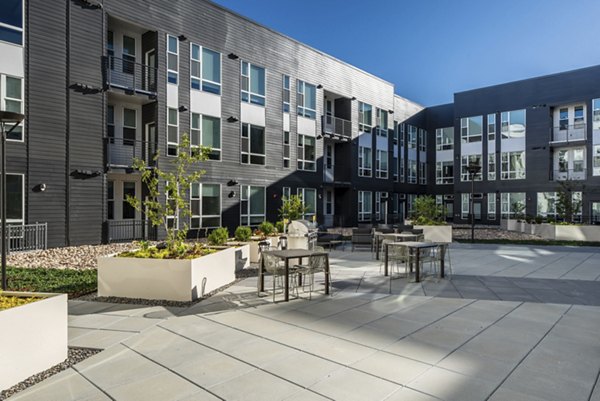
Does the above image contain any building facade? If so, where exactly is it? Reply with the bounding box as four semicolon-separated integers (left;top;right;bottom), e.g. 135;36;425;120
1;0;599;248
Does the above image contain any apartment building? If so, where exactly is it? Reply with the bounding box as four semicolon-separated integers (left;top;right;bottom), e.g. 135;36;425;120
2;0;599;248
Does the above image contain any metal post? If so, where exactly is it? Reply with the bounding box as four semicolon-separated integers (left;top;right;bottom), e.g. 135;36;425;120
1;122;6;290
471;175;475;242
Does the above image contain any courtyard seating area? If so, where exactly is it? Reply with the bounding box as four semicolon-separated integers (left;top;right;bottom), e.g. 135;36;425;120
5;243;600;401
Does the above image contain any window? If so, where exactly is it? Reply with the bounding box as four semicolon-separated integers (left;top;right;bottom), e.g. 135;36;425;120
399;157;405;183
240;185;265;226
107;105;115;140
436;161;453;184
241;61;265;106
500;109;526;139
297;188;317;220
488;153;496;180
122;182;136;219
0;0;23;45
283;131;290;168
325;190;333;215
419;162;426;184
297;134;316;171
191;183;221;228
573;148;585;173
418;129;427;152
487;114;496;141
107;31;114;68
461;155;482;181
592;202;600;224
557;149;568;173
594;145;600;176
399;124;405;147
282;75;290;113
408;160;417;184
191;113;221;160
241;123;265;165
488;193;496;220
107;181;114;220
559;108;568;130
501;192;525;218
376;108;388;137
122;108;136;146
190;44;221;94
167;108;178;156
436;127;454;150
461;193;469;219
358;146;372;177
358;102;372;133
501;151;526;179
537;192;557;218
574;106;585;128
593;99;600;130
407;194;416;215
407;125;417;148
165;182;178;229
282;187;291;200
297;80;316;119
2;75;24;141
375;192;388;221
461;116;483;143
376;150;388;179
393;122;399;144
122;36;135;74
7;174;23;223
167;35;178;85
392;156;398;181
358;191;372;222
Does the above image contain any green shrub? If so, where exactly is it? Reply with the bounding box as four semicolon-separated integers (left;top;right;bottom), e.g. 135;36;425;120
413;216;446;226
258;221;276;236
534;215;543;224
234;226;252;242
207;227;229;246
279;195;308;221
275;221;285;234
410;196;445;225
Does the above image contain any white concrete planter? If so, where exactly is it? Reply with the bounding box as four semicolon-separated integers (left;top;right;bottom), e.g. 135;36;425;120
554;225;600;241
0;292;68;391
98;245;249;302
247;237;279;263
534;223;556;239
414;225;453;243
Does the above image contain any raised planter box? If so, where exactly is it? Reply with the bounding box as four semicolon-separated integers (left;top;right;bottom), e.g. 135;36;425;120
247;237;279;263
414;225;453;243
554;225;600;241
1;292;68;391
98;244;249;302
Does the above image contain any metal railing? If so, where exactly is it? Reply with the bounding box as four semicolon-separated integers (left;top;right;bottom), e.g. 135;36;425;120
550;124;587;143
106;137;157;168
322;115;352;139
552;168;587;181
106;220;156;243
105;56;157;95
1;223;47;253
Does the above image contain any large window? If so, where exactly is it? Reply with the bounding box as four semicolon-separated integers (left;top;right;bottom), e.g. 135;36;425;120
107;181;114;220
191;183;221;228
501;151;526;179
123;108;136;145
241;123;265;165
358;102;372;133
487;113;496;141
594;145;600;176
436;161;453;184
297;188;316;220
593;99;600;130
501;192;525;218
408;160;417;184
392;156;398;181
0;0;23;45
358;191;372;222
7;174;23;223
2;75;24;141
461;193;469;219
461;116;483;143
375;192;388;221
358;146;372;177
399;157;405;183
191;113;221;160
167;35;178;85
488;193;496;220
283;131;290;168
167;107;178;156
407;125;417;148
190;44;221;94
376;150;388;179
241;61;265;106
537;192;557;218
282;75;290;113
376;108;388;137
436;127;454;150
240;185;265;226
501;109;526;139
488;153;496;181
461;154;482;181
399;123;405;147
419;162;427;184
297;80;316;119
574;106;585;128
122;182;136;219
297;134;316;171
559;108;569;130
418;129;427;152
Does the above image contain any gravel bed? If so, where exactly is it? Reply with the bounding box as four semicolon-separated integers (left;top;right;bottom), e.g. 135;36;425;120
0;347;102;400
453;227;542;241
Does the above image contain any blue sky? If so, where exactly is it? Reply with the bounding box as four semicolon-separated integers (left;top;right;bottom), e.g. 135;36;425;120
212;0;600;106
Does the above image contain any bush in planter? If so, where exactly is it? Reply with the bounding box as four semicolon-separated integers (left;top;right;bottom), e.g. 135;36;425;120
257;221;276;236
534;215;543;224
275;221;285;234
208;227;229;246
234;226;252;242
410;195;445;225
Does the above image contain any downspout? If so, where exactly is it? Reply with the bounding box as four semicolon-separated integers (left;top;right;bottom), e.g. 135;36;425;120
65;0;71;246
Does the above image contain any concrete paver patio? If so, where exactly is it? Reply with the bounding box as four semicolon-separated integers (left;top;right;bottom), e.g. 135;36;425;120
8;243;600;401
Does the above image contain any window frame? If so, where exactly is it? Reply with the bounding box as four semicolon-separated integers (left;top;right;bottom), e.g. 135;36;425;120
6;173;24;224
460;154;483;181
297;187;317;219
376;149;388;179
191;112;221;161
241;61;266;106
501;151;526;180
487;113;496;141
460;116;483;143
240;123;266;165
419;161;427;185
0;0;24;45
2;74;24;142
166;34;178;85
240;185;266;226
376;108;388;137
500;109;526;139
358;102;372;133
435;127;454;151
407;125;417;149
358;146;372;177
297;134;316;171
283;130;290;168
296;80;317;119
190;183;222;229
358;191;372;222
167;107;179;157
408;159;417;184
418;129;427;152
488;153;496;181
436;161;454;184
488;193;496;220
282;75;290;113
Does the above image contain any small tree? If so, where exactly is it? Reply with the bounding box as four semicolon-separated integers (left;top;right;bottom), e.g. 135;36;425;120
556;180;583;224
511;201;525;220
411;195;445;225
278;195;308;221
127;134;211;254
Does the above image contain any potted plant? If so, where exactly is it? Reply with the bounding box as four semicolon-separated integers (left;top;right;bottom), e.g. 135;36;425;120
411;196;452;243
97;135;249;302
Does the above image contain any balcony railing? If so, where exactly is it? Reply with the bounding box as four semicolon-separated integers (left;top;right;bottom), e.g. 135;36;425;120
553;168;587;181
0;223;47;253
550;124;587;144
321;115;352;140
104;56;157;96
106;137;157;169
105;220;157;243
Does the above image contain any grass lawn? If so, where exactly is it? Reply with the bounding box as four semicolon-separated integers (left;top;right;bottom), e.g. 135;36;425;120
5;267;97;298
456;238;600;247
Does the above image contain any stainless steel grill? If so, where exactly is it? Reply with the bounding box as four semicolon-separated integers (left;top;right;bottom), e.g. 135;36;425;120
287;220;318;250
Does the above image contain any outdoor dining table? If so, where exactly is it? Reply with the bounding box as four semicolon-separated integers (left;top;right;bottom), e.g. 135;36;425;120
383;241;444;283
375;232;420;260
259;248;330;301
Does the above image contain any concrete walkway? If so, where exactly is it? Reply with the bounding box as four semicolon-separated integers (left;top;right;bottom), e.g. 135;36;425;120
9;244;600;401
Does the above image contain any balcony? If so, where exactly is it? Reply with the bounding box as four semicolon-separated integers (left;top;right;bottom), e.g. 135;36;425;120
105;220;156;243
104;56;157;96
321;115;352;141
553;168;587;181
550;124;586;145
106;137;157;169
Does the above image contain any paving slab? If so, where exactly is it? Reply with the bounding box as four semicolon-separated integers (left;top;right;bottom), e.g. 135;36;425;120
309;367;401;401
